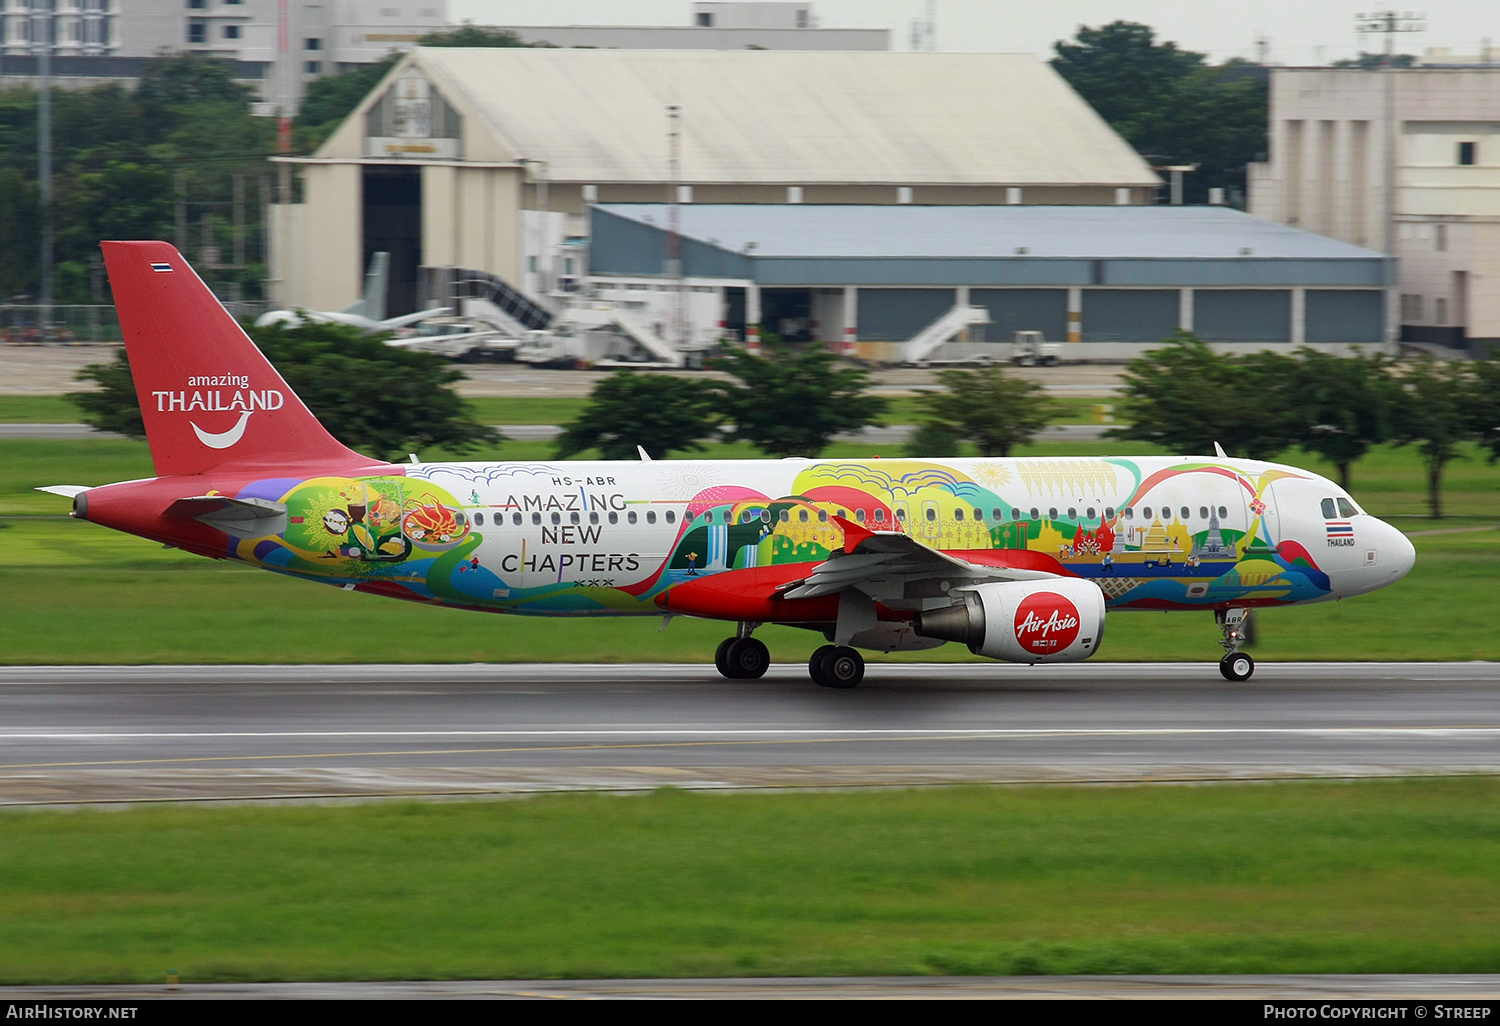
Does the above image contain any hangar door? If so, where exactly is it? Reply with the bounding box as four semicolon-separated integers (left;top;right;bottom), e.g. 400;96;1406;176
362;166;421;316
1195;290;1291;343
971;289;1068;344
857;288;956;341
1305;290;1383;343
1081;289;1178;343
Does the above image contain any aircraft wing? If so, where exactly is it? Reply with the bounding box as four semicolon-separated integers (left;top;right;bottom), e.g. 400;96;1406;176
378;307;453;332
778;516;1062;600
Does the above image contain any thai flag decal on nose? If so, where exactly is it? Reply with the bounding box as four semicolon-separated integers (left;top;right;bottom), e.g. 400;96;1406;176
150;262;173;273
1326;520;1353;539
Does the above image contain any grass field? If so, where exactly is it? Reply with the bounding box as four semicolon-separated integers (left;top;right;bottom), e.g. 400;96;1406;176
1;779;1497;983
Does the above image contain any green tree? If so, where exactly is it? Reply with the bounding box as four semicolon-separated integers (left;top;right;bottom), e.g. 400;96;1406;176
1390;357;1473;519
711;338;887;458
1051;22;1268;204
913;365;1059;457
1289;347;1399;490
554;371;723;460
1465;351;1500;465
419;26;530;47
69;322;500;461
1110;333;1299;459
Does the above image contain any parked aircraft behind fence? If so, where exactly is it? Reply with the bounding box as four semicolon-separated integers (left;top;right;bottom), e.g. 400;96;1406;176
43;243;1416;687
253;251;451;334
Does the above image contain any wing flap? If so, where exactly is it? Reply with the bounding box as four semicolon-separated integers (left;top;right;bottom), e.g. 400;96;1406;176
780;517;1062;599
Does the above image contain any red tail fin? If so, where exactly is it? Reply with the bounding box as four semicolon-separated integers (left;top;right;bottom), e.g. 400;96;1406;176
103;241;369;477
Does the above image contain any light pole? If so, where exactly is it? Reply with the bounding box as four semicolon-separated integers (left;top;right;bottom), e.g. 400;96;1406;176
1355;11;1424;346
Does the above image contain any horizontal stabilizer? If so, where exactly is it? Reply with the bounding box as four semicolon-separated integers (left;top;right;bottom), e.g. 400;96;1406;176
36;485;89;498
165;495;287;538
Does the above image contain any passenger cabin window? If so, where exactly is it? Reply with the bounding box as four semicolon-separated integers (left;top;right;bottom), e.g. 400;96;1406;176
925;508;937;522
608;512;618;524
551;512;561;525
855;509;867;522
646;511;657;524
1011;508;1020;520
1218;506;1227;519
1048;507;1058;519
1321;498;1337;519
1337;497;1358;518
1143;506;1153;519
665;511;675;524
874;509;885;523
532;512;542;525
819;511;828;522
627;511;638;524
973;508;983;521
1124;507;1134;520
1067;507;1077;519
954;508;964;521
1200;506;1208;519
992;508;1003;521
1029;508;1039;520
474;513;484;525
513;512;523;525
1086;507;1096;519
590;511;599;524
799;509;809;523
1105;507;1116;520
570;512;580;525
779;509;789;522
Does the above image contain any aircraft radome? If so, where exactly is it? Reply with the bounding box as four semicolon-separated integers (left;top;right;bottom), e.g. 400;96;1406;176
42;242;1416;688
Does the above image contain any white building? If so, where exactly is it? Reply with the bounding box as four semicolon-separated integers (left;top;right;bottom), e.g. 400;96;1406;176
0;1;446;111
1248;67;1500;349
269;46;1160;315
494;2;886;51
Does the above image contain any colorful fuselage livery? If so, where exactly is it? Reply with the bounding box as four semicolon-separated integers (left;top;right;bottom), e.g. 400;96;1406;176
56;243;1416;688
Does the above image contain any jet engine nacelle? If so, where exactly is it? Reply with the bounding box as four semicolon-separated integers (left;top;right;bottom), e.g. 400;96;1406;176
914;578;1106;663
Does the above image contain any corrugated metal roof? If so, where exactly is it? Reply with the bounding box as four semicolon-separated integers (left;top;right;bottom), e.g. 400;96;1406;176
596;204;1389;260
394;48;1158;186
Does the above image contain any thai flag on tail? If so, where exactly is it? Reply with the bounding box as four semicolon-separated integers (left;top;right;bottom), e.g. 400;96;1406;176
150;262;173;273
1326;521;1353;539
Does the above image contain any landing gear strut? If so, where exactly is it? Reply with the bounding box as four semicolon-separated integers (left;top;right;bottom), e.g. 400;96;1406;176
809;644;864;689
714;623;769;680
1215;608;1255;681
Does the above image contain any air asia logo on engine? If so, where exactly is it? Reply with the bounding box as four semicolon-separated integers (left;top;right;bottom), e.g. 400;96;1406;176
150;375;284;449
1014;591;1080;654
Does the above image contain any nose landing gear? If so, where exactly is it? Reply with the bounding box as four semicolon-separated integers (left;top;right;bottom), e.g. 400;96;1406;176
1216;608;1255;681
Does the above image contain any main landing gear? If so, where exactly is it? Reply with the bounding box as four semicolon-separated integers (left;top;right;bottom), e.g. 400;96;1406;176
714;622;770;680
809;645;864;689
712;624;867;688
1215;607;1255;681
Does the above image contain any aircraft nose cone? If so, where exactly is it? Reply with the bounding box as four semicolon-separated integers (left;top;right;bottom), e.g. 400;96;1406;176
1387;522;1416;582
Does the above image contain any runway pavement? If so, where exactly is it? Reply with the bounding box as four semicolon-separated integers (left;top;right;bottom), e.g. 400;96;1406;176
1;662;1496;805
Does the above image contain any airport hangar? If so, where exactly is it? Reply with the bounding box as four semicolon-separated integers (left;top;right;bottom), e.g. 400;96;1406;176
586;203;1391;360
266;46;1162;318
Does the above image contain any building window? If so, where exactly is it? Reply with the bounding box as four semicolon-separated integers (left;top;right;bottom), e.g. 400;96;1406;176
305;60;320;74
305;37;321;50
187;0;204;8
187;19;205;43
1459;141;1476;166
223;24;238;39
696;12;712;26
1436;223;1447;252
1435;297;1448;325
1401;294;1424;321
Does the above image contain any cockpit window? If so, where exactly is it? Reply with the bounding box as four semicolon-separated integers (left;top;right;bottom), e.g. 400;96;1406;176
1337;497;1359;518
1320;498;1337;519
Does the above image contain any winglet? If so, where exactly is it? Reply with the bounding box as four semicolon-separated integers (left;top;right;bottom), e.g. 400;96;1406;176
1214;441;1229;459
637;445;653;461
830;514;875;554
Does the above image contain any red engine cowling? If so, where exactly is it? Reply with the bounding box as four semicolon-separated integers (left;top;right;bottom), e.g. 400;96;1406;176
914;579;1106;662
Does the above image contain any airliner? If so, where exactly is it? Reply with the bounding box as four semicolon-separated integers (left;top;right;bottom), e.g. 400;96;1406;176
42;243;1416;687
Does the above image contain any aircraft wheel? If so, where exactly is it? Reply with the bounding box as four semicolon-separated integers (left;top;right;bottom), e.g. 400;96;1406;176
1219;652;1255;682
714;638;736;679
808;645;837;686
724;637;770;680
815;646;865;689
